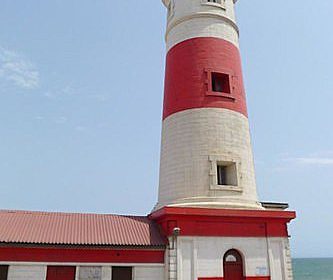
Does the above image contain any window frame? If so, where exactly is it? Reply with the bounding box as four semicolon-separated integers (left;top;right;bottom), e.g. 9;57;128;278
209;155;242;192
205;69;236;101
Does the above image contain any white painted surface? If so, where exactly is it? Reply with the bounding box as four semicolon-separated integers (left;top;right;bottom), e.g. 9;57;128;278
134;266;164;280
79;266;102;280
178;237;270;278
156;108;261;210
176;237;292;279
7;265;46;280
268;238;293;280
164;0;239;51
179;240;193;280
101;267;111;280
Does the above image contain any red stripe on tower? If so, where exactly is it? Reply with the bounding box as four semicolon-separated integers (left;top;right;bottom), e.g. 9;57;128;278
163;37;247;120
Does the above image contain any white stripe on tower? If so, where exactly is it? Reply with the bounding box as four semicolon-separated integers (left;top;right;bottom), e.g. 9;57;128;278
164;0;239;51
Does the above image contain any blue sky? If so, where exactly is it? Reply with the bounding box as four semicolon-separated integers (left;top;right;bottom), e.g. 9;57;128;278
0;1;332;258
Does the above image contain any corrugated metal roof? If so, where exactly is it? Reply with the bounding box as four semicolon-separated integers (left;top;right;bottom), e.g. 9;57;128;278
0;210;165;247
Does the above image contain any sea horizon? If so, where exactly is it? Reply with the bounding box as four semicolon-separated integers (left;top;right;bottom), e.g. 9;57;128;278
293;258;333;280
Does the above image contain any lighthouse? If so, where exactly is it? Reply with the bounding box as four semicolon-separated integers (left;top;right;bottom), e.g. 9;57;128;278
151;0;296;279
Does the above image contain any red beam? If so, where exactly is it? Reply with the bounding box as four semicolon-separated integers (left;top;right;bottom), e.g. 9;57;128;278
199;277;270;280
150;207;295;238
0;247;165;263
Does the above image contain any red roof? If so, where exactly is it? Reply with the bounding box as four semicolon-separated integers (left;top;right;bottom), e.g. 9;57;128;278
0;210;165;247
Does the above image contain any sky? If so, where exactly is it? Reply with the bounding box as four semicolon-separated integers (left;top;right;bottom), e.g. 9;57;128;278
0;0;332;258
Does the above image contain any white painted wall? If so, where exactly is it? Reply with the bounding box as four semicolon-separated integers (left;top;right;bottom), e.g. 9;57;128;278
134;266;164;280
164;0;239;51
268;238;294;280
7;265;46;280
176;236;293;279
157;108;261;210
101;267;111;280
78;266;102;280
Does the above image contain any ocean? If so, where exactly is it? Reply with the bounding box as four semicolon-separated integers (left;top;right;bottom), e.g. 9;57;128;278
293;258;333;280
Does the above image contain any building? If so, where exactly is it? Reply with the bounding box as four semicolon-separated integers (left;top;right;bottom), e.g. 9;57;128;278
0;0;296;280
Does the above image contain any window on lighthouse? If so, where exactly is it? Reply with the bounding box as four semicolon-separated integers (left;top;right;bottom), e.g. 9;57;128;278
217;163;238;186
212;72;231;94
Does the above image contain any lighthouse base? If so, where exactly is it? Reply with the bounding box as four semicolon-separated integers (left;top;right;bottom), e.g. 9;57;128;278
150;206;296;280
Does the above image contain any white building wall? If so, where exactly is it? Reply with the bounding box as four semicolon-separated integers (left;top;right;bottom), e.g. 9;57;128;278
268;238;293;280
78;266;103;280
7;265;46;280
177;236;292;279
133;266;164;280
101;267;111;280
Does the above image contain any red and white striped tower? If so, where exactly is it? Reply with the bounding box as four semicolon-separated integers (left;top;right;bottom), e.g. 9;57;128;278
156;0;261;210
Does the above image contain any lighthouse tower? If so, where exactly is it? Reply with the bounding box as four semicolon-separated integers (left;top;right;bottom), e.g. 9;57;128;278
156;0;260;211
151;0;296;279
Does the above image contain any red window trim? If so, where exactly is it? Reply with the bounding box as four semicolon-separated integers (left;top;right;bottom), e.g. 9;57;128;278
205;68;236;101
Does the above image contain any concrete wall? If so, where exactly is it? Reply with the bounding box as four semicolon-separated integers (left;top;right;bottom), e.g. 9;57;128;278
176;236;292;279
268;238;293;280
134;266;164;280
7;265;46;280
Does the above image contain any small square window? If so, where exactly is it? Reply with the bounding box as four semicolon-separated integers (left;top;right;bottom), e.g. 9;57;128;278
217;162;238;186
205;69;235;100
209;156;242;192
212;72;231;94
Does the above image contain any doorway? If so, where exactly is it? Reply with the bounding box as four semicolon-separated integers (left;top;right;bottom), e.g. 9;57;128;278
223;249;244;280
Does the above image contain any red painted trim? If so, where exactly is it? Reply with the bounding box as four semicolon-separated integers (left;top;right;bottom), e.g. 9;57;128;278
0;247;165;263
150;207;295;238
198;277;270;280
150;207;296;220
163;37;248;120
198;278;224;280
246;277;270;280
